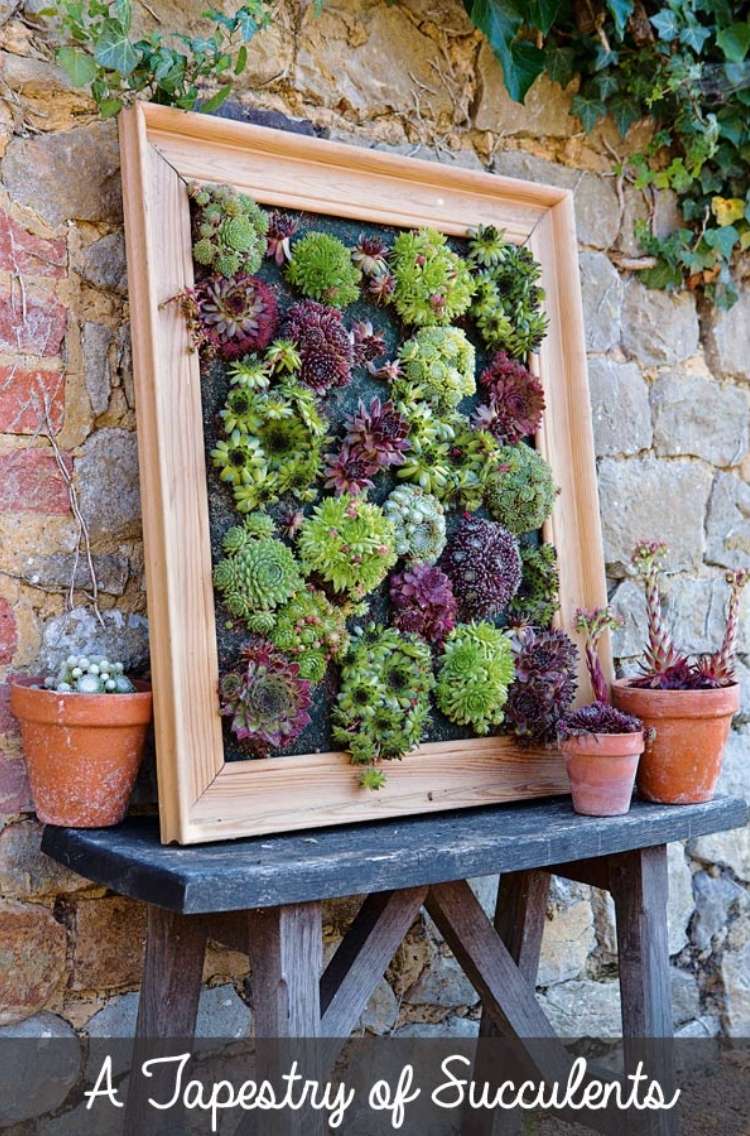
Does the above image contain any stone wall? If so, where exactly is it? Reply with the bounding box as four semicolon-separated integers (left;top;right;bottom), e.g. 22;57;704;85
0;0;749;1093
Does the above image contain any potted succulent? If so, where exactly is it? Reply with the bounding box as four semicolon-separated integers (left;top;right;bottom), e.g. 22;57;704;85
558;608;645;817
10;656;152;828
612;542;746;805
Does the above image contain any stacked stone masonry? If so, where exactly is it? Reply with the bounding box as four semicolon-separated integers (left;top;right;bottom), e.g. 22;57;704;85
0;0;748;1095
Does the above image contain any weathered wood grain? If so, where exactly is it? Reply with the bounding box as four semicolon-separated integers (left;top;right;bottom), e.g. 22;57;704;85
124;908;209;1135
610;847;676;1136
465;870;550;1136
320;887;427;1037
41;796;747;913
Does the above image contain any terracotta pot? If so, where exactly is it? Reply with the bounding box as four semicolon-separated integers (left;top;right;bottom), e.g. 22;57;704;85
10;679;152;827
560;730;645;817
612;679;739;805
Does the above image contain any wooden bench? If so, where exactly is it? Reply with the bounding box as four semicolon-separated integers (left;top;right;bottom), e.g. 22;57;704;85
42;795;747;1136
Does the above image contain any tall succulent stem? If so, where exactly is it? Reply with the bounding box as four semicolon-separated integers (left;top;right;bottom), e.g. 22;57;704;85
632;541;680;677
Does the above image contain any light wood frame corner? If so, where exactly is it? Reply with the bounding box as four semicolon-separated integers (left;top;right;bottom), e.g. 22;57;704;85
119;101;608;845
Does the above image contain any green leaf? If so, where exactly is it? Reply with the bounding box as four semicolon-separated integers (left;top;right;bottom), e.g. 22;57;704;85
235;44;247;74
605;0;633;38
526;0;559;35
571;94;606;132
506;39;546;102
609;95;641;137
703;224;740;257
114;0;131;33
199;82;232;113
465;0;525;101
544;43;575;89
94;21;140;74
680;21;711;53
639;260;683;290
56;45;98;87
97;96;123;117
716;22;750;63
650;10;680;41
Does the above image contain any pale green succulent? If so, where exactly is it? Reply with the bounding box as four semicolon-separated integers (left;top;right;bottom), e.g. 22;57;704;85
396;326;476;411
383;485;446;563
285;231;362;309
390;228;475;327
332;625;434;788
436;622;516;734
484;443;557;534
298;494;397;601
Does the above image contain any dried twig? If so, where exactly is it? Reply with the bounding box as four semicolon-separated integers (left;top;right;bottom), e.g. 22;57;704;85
40;393;104;627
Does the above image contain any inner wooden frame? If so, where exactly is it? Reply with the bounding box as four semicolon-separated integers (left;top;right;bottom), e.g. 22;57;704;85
120;101;609;845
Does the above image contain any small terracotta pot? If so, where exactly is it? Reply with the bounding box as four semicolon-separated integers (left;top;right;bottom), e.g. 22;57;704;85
612;679;739;805
10;679;152;827
560;730;645;817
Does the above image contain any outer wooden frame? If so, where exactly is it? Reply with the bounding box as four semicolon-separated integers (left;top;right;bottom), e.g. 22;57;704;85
120;102;609;845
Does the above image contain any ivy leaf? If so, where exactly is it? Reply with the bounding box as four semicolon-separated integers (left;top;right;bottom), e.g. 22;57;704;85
680;20;711;53
716;22;750;63
571;94;606;132
605;0;634;38
544;43;576;88
591;71;619;99
199;82;232;113
97;97;123;117
609;95;641;137
113;0;131;34
235;44;247;74
94;20;140;74
526;0;559;35
703;224;740;257
650;9;680;41
507;39;546;102
711;195;745;226
639;261;683;290
465;0;526;101
56;45;98;86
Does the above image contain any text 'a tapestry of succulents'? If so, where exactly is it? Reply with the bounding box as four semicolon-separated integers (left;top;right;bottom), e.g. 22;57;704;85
178;182;578;790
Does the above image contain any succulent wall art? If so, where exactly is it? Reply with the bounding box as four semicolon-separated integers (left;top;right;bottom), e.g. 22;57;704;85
186;187;570;789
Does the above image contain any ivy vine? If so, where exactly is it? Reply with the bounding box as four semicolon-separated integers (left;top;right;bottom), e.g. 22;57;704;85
464;0;750;307
44;0;271;117
39;0;749;307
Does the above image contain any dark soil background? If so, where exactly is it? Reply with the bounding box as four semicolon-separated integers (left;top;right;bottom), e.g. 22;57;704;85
196;206;541;762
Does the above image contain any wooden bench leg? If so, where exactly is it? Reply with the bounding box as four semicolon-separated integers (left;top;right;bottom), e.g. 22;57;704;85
463;871;550;1136
610;845;677;1136
124;906;209;1134
247;901;324;1136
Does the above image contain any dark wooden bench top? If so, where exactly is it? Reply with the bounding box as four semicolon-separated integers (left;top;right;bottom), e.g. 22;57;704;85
41;795;747;914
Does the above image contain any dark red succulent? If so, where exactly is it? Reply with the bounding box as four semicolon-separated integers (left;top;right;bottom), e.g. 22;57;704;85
389;563;457;645
183;275;279;359
281;300;354;393
559;701;642;738
368;270;396;305
220;639;312;756
352;234;391;277
265;211;298;265
350;320;387;366
344;397;410;468
439;514;522;620
323;444;377;495
476;351;545;444
505;625;579;744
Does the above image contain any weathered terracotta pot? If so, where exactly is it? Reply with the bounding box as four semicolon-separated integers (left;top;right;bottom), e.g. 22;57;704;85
612;679;739;805
560;730;645;817
10;679;152;827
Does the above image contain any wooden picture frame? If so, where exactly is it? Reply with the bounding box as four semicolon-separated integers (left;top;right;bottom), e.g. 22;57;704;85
119;101;609;845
